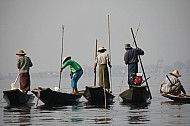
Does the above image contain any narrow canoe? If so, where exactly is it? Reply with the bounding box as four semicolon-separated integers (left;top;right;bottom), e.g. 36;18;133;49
161;93;190;103
119;85;150;103
83;86;115;104
32;87;83;105
3;89;35;106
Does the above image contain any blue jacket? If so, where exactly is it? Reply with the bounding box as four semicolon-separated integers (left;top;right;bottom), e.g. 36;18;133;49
124;48;144;65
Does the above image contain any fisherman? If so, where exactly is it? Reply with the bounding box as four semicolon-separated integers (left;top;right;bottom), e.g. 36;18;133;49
60;56;83;94
94;47;112;92
124;43;144;87
16;49;33;93
160;70;186;95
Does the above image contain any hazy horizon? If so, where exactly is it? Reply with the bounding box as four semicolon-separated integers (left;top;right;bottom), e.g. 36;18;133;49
1;0;190;74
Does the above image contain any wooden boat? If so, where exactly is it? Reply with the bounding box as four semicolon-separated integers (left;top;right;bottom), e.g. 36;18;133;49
83;86;115;104
3;89;35;106
119;85;150;103
32;87;83;105
161;93;190;103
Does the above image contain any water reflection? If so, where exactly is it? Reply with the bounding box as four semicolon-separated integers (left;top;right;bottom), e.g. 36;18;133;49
36;104;68;111
120;102;150;124
161;101;190;106
84;102;112;109
94;116;112;124
160;101;190;125
82;101;113;124
35;103;84;124
4;104;33;125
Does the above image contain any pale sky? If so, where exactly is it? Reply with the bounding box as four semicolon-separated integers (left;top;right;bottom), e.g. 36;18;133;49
0;0;190;74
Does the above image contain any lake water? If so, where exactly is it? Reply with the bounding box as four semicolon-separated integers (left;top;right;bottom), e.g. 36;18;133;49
1;74;190;125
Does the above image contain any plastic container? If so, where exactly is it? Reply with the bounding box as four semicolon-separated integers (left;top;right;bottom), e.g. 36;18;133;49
134;73;143;85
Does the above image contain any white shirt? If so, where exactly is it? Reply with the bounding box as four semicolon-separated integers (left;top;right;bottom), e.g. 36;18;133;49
95;52;110;65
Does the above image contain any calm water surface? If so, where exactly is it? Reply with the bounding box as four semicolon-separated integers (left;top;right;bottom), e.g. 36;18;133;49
1;74;190;125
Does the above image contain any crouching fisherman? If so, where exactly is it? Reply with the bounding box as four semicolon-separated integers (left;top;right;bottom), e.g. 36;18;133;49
160;70;186;95
60;56;83;94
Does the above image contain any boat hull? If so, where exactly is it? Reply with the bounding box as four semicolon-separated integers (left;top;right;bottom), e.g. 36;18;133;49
3;89;35;106
32;87;83;105
119;85;150;103
161;93;190;103
83;86;115;104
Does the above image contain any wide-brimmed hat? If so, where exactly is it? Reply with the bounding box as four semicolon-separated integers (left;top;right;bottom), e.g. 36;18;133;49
62;56;71;64
125;43;132;49
98;47;107;52
170;70;181;77
16;50;26;55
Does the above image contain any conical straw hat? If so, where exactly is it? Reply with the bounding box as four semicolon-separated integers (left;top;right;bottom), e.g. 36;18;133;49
62;56;71;64
98;47;106;52
16;50;26;55
170;70;181;77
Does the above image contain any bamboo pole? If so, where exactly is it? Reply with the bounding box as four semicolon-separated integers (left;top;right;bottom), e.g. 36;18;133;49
103;69;107;109
59;25;64;89
94;39;98;86
131;27;152;100
107;15;112;92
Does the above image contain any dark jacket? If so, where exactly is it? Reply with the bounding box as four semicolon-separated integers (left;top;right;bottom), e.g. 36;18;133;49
124;48;144;65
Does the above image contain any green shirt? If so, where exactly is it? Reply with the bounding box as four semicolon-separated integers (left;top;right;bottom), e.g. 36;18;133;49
61;59;82;73
17;56;33;73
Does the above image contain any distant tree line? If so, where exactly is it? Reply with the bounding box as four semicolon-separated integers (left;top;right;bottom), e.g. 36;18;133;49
145;59;190;74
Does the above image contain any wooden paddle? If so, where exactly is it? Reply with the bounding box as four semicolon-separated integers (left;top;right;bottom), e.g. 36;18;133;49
130;27;152;100
58;25;64;89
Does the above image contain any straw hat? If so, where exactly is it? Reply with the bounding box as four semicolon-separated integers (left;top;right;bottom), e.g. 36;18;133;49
98;47;107;52
170;70;181;77
16;50;26;55
62;56;71;64
125;43;132;49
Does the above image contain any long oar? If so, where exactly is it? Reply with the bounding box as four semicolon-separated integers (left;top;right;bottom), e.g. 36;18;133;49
94;39;98;86
131;27;152;100
107;15;112;92
58;25;64;89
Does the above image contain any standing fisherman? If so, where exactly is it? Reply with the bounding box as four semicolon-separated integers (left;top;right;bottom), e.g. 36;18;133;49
60;56;83;94
16;50;33;93
94;47;112;92
124;43;144;87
